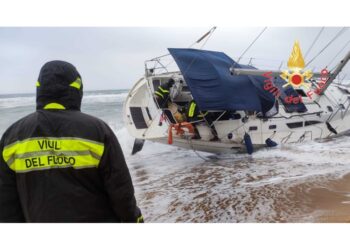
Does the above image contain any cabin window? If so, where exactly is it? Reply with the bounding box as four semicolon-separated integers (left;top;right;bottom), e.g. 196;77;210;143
269;125;277;129
286;122;303;129
249;126;258;131
295;89;307;97
305;120;321;126
152;79;161;91
279;96;307;113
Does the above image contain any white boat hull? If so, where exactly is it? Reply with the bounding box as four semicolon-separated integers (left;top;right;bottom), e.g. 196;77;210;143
124;74;350;154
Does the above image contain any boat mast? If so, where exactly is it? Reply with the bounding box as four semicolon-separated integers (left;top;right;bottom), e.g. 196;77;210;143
319;50;350;94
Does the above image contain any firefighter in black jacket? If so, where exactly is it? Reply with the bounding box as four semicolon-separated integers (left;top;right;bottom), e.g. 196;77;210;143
154;78;175;108
0;61;143;222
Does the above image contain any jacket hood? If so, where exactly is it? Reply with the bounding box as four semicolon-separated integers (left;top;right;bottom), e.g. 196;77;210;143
36;60;83;110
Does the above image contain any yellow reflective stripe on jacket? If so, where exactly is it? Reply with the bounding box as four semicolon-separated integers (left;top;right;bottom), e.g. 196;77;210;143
43;103;66;110
69;82;81;89
69;77;82;90
2;137;104;173
136;215;144;223
188;102;196;118
155;91;164;99
159;86;169;94
7;155;101;173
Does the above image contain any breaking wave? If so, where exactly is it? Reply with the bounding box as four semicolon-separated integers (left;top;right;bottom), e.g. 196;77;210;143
0;91;127;109
0;96;35;109
83;92;128;104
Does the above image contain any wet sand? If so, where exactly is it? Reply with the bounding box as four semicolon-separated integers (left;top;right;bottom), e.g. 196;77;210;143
134;168;350;222
128;143;350;222
308;173;350;222
121;131;350;223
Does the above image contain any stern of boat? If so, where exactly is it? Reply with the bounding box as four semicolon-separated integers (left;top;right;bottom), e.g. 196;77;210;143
123;77;168;140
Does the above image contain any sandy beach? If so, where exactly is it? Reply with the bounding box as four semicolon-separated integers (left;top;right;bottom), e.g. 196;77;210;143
126;136;350;223
309;173;350;222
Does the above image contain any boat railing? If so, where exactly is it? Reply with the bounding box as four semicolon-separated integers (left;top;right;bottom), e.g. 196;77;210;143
144;53;177;77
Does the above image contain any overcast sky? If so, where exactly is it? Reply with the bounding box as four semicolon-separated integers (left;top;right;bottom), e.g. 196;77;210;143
0;27;349;94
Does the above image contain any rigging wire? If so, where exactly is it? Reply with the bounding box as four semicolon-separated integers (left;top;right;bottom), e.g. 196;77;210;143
305;27;348;67
199;27;217;49
190;26;217;49
328;38;350;69
147;27;217;72
236;27;267;64
164;26;217;71
304;27;324;59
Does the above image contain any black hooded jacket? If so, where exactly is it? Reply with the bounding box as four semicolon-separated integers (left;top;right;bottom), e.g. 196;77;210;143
0;61;142;222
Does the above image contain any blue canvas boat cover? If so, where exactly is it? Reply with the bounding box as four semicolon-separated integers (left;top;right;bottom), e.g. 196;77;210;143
168;48;275;113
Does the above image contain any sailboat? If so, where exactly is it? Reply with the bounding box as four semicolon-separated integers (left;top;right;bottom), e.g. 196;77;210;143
123;28;350;154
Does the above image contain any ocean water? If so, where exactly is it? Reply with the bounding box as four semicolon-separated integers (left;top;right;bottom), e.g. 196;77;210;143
1;89;350;222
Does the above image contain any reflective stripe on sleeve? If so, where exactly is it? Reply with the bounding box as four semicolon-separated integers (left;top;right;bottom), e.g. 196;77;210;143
2;137;105;173
155;91;164;99
159;86;169;94
188;102;196;118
